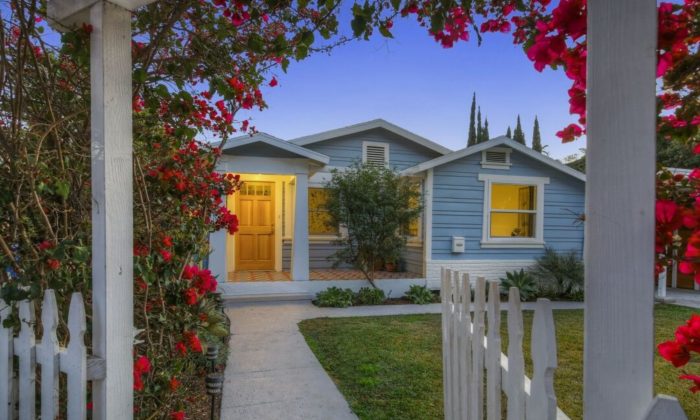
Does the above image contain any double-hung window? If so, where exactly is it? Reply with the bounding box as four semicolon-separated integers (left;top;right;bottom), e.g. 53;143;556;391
478;174;549;248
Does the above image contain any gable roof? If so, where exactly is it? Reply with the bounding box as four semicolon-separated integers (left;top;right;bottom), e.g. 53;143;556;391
289;119;452;155
401;136;586;182
218;132;330;165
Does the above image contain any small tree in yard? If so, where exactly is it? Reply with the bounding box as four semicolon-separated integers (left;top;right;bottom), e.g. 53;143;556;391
325;163;422;288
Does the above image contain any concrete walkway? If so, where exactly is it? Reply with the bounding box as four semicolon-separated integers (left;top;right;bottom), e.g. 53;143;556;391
220;300;584;419
662;287;700;309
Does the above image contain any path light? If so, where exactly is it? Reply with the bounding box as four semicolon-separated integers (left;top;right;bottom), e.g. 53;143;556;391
206;372;224;420
206;344;219;371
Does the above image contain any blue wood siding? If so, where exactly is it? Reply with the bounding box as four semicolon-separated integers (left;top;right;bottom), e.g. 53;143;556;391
302;128;442;170
431;149;585;260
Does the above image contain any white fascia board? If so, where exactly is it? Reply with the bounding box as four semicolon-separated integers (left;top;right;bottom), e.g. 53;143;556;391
219;133;330;166
289;119;452;155
402;137;587;183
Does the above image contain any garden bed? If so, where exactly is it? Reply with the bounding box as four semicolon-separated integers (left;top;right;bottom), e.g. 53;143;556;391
299;304;699;420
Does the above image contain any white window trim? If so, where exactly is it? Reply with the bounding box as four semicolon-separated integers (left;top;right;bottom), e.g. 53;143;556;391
478;173;549;248
480;147;512;170
362;141;389;166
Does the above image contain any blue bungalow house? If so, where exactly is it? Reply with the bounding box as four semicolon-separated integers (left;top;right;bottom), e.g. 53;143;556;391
209;119;585;295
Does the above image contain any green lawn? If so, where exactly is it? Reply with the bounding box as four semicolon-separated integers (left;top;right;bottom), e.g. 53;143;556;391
298;305;699;420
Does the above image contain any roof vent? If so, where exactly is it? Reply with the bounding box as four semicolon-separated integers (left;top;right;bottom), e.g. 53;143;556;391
363;142;389;166
481;147;512;169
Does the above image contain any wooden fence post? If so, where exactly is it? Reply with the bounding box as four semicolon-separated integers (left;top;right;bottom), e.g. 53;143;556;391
0;301;13;420
527;299;557;420
15;301;35;420
470;277;486;420
486;281;501;420
89;2;135;418
585;1;657;418
507;288;525;420
36;291;60;420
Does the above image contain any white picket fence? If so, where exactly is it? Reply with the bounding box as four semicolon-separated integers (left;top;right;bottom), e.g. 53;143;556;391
0;289;103;420
441;268;570;420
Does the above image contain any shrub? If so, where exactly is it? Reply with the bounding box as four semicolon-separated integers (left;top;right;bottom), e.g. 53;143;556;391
499;269;539;301
355;287;386;305
530;248;584;301
404;285;437;304
314;287;355;308
325;163;422;287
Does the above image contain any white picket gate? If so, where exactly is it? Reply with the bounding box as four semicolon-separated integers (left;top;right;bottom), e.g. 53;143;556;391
0;289;103;420
441;268;569;420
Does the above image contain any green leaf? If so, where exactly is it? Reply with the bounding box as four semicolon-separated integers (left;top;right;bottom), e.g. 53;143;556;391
351;15;367;37
134;68;147;84
301;31;315;47
295;45;308;60
379;26;393;38
54;180;70;200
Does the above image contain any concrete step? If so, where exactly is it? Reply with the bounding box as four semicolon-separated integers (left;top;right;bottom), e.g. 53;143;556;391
218;281;313;303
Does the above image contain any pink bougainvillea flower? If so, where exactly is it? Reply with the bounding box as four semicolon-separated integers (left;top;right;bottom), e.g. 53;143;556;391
133;355;151;391
162;235;173;247
269;77;278;87
37;240;54;251
658;340;690;367
679;374;700;393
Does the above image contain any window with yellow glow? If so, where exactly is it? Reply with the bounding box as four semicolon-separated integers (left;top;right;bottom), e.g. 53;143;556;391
489;184;536;238
405;182;422;238
308;188;338;235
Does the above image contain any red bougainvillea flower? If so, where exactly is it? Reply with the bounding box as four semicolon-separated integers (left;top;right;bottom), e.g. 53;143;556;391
658;340;690;367
175;341;187;356
162;235;173;247
47;259;61;270
170;411;186;420
160;249;172;262
184;288;198;305
169;377;182;392
555;123;583;142
184;331;203;353
656;199;682;228
133;355;151;391
37;240;54;251
675;314;700;352
679;374;700;393
269;77;278;87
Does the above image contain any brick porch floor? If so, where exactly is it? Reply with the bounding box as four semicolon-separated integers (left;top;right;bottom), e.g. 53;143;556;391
228;268;422;282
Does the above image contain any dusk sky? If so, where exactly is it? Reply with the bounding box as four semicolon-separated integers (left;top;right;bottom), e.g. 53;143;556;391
240;10;587;160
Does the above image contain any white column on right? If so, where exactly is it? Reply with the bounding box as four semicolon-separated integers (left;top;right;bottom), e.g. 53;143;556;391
291;173;310;280
584;1;657;419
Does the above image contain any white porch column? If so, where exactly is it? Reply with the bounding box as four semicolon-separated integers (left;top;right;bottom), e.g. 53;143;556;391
291;173;310;280
585;1;657;419
209;229;228;282
89;2;133;418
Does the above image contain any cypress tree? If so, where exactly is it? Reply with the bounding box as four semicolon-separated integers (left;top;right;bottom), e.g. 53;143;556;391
483;118;490;142
476;107;483;143
506;126;512;139
532;116;543;152
513;115;526;144
467;93;477;147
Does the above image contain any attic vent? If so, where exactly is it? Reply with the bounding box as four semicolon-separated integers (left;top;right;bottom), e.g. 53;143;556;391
481;147;512;169
363;142;389;166
485;150;507;163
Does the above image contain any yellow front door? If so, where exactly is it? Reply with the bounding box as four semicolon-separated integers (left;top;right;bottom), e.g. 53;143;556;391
235;182;275;270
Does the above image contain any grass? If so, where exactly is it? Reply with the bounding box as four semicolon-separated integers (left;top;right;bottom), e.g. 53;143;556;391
298;304;699;420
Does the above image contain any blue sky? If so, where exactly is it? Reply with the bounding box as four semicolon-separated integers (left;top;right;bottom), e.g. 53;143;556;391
240;12;586;160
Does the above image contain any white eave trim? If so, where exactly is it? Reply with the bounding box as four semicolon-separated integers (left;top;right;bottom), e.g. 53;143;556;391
401;136;587;183
289;119;452;155
216;133;330;166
